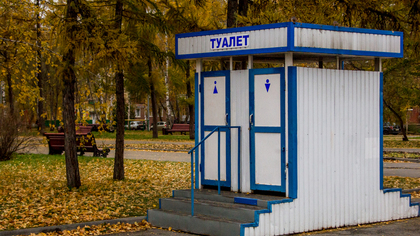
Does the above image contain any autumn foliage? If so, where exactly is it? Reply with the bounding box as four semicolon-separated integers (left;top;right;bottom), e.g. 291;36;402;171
0;154;190;231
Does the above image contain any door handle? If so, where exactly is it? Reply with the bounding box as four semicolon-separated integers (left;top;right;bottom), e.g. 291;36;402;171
249;114;253;126
225;113;229;126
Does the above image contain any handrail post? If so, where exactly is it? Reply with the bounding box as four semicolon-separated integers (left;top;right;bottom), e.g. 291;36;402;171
191;151;194;216
218;127;221;195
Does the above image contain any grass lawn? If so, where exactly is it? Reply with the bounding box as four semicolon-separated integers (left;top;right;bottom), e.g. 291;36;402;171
0;154;190;231
383;135;420;149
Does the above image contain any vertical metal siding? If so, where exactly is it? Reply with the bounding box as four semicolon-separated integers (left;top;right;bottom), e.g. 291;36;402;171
244;68;419;236
294;28;401;53
177;28;288;55
230;70;250;192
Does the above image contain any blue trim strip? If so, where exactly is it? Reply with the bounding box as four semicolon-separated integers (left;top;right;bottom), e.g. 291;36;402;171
288;67;298;199
195;73;199;189
200;70;231;188
292;47;403;58
253;127;282;133
234;197;258;206
177;47;289;60
287;22;295;51
177;22;290;38
383;188;420;217
380;73;383;190
240;198;294;236
249;67;286;193
178;22;402;39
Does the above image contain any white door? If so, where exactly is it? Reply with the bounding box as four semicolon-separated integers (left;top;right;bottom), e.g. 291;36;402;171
201;71;231;187
249;68;285;192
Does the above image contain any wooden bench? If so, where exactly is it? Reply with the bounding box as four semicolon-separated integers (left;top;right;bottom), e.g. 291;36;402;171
44;131;110;157
165;124;190;135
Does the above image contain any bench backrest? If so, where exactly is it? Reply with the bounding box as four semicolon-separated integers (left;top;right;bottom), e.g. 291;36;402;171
76;126;92;134
171;124;189;130
44;132;97;148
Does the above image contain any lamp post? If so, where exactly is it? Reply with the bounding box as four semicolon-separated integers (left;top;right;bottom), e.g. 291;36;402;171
406;108;413;135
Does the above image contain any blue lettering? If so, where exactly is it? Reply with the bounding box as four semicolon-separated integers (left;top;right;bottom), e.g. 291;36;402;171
228;36;235;47
210;34;249;50
237;35;243;46
210;38;216;49
222;37;229;48
243;35;249;46
216;38;222;48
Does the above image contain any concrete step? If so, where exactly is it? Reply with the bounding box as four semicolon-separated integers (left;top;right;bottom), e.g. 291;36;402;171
147;209;244;236
160;197;263;222
173;189;288;208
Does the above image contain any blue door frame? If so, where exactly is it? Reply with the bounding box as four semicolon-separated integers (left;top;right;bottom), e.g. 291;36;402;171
249;67;286;192
200;70;231;187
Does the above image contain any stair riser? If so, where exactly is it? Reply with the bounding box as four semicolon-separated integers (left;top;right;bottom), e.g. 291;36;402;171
173;190;269;208
148;209;241;236
174;190;234;204
160;198;255;222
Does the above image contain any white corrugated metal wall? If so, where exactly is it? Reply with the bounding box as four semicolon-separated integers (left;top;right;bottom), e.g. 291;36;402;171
294;28;401;53
177;28;288;56
244;67;419;236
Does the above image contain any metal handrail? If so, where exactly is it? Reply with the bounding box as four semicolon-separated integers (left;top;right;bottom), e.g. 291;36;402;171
188;126;241;216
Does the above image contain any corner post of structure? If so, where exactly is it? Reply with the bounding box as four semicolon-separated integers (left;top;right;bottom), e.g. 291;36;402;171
284;52;293;197
248;55;253;69
336;56;340;70
195;59;202;189
374;58;382;72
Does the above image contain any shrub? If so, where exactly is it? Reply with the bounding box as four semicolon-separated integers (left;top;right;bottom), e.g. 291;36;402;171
0;108;39;161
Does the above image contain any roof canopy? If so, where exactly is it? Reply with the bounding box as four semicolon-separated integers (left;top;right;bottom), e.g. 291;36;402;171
175;22;403;62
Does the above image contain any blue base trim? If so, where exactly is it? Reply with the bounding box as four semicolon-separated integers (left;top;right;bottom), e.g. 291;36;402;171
240;198;295;236
383;188;420;217
159;199;161;209
234;197;258;206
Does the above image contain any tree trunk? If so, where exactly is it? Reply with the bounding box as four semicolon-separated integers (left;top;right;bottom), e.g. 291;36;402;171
6;69;14;115
384;99;409;141
227;0;238;28
238;0;248;17
148;58;158;138
62;0;81;189
186;62;194;140
114;0;125;180
36;0;45;134
62;0;81;188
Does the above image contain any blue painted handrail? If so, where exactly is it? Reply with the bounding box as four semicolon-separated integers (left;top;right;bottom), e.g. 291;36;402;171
188;126;241;216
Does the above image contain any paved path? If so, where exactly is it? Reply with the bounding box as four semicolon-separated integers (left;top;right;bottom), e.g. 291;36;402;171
107;217;420;236
299;217;420;235
383;162;420;178
384;148;420;153
30;146;191;162
28;145;420;176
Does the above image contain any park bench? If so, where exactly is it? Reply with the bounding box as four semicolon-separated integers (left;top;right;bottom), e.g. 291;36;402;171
44;128;109;157
164;124;190;135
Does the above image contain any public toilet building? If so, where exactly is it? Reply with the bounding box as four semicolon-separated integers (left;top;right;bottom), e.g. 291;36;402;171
148;22;419;236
